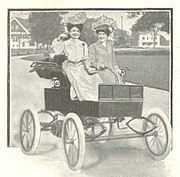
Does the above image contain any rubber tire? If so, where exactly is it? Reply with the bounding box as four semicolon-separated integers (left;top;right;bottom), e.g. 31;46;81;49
143;108;172;161
19;109;41;155
62;113;85;171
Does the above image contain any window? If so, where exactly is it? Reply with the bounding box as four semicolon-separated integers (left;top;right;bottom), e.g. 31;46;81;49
22;42;25;47
29;42;35;46
142;37;145;40
13;36;16;42
15;25;19;30
23;34;27;39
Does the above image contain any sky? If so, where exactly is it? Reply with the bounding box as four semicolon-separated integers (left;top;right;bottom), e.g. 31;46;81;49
11;10;140;33
86;11;140;33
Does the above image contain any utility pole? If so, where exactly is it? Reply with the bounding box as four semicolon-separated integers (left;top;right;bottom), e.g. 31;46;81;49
153;25;158;48
121;16;123;30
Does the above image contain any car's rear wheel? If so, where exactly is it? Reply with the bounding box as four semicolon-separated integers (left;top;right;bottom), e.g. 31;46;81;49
19;109;41;155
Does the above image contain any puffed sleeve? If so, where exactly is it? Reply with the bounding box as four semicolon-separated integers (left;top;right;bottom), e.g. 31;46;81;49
52;38;65;55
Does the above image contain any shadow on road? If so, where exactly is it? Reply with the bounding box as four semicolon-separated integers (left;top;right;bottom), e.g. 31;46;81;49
82;141;168;177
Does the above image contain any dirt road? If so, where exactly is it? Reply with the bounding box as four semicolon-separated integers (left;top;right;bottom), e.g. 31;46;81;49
8;56;173;177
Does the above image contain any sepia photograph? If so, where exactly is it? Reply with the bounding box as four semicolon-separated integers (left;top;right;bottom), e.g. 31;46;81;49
6;8;174;176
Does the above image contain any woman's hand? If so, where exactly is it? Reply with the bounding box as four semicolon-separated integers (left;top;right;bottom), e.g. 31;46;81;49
56;33;69;41
84;61;98;74
114;66;127;76
85;66;98;74
114;68;125;76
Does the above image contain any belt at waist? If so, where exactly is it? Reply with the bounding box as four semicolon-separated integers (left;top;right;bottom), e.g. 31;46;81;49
67;59;85;64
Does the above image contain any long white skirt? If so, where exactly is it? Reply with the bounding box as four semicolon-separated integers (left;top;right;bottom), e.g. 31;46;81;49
63;60;102;101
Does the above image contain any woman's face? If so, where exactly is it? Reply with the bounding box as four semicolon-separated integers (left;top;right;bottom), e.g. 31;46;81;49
97;31;108;43
69;26;80;39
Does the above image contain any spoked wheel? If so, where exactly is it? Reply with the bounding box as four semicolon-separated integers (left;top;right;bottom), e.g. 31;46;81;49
19;109;41;155
143;108;172;160
62;113;85;171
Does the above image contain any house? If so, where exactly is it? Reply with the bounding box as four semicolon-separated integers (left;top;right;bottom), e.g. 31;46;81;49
131;31;169;48
139;32;160;48
11;17;37;49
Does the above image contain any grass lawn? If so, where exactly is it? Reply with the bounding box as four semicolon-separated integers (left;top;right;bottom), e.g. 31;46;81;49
17;49;171;91
115;54;170;91
11;48;53;56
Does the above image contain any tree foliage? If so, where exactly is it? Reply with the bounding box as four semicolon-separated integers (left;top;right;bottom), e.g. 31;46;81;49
80;18;131;47
28;12;63;48
113;29;131;47
80;18;97;45
129;11;170;33
28;12;131;48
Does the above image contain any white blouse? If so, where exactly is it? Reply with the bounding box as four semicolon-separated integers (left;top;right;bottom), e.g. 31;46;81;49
52;38;88;63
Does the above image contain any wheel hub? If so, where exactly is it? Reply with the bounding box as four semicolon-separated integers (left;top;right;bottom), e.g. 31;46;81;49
154;130;158;137
24;128;30;133
70;139;74;145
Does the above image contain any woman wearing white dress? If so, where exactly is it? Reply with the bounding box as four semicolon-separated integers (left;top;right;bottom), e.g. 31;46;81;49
52;13;102;101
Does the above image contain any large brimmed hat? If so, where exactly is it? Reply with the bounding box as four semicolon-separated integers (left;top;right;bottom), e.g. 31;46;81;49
92;15;117;33
94;24;109;31
94;24;111;35
63;12;87;25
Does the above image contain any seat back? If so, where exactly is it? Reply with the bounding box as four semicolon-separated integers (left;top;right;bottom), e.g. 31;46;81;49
30;54;70;87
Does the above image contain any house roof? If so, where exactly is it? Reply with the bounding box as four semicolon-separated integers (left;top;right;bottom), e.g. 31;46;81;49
11;17;30;34
15;17;29;30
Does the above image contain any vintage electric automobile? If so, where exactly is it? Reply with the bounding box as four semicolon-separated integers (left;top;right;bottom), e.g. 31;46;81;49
19;54;172;171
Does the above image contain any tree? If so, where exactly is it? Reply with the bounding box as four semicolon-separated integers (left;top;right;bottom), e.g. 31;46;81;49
80;18;97;46
128;11;170;33
113;29;131;47
28;12;64;49
130;31;139;47
80;17;131;47
128;11;170;47
160;35;169;46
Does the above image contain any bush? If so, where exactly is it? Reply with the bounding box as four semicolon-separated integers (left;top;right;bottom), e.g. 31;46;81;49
114;48;170;56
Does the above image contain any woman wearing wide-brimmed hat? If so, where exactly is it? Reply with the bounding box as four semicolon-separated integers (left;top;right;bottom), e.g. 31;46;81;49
52;12;102;101
87;16;122;84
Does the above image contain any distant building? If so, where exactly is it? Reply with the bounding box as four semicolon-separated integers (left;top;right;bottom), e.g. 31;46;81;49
139;32;160;48
11;17;37;49
131;31;169;48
